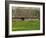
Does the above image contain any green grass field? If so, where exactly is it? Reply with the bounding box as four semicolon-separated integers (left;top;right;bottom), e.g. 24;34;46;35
12;19;40;31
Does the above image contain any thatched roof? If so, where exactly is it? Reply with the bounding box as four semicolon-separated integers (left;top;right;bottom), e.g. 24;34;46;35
12;7;40;18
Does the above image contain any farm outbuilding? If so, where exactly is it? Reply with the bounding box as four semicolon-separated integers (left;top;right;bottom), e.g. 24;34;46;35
12;7;40;21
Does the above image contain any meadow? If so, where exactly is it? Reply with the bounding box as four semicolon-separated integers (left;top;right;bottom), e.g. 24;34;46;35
12;19;40;31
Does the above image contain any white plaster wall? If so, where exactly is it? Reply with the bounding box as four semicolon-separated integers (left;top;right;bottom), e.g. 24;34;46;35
24;18;31;21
